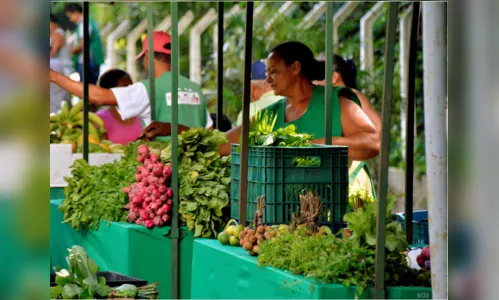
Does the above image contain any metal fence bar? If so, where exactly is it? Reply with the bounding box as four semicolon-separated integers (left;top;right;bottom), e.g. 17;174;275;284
324;2;333;145
170;1;180;299
238;1;254;227
405;1;421;245
217;2;224;130
374;3;399;298
82;1;90;162
147;3;156;121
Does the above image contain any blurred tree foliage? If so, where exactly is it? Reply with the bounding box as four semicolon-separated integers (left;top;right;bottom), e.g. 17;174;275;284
52;2;426;177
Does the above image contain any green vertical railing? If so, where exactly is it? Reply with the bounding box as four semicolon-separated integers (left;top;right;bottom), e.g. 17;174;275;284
374;3;399;299
217;2;224;129
147;2;156;121
238;2;254;227
405;2;421;244
82;1;90;162
324;2;333;145
170;2;180;299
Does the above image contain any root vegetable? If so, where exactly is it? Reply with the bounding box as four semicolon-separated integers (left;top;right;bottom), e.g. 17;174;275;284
135;174;143;182
248;229;255;236
144;220;154;229
257;226;265;234
137;155;145;163
165;204;171;213
255;233;262;240
243;242;253;251
156;208;165;216
166;188;173;198
162;214;170;222
135;218;144;225
150;154;159;163
252;245;260;254
142;169;150;178
140;212;149;220
239;232;246;240
150;203;158;211
153;216;162;226
138;145;150;156
124;203;131;209
145;208;152;215
144;196;152;203
122;187;131;194
127;212;138;223
249;236;257;244
239;239;245;246
166;199;172;205
421;246;430;260
244;227;249;233
159;195;167;202
158;185;168;195
149;213;155;220
158;177;166;185
163;165;172;178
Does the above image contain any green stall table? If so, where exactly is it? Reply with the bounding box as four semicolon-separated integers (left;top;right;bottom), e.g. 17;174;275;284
50;187;65;200
190;239;432;299
50;199;193;299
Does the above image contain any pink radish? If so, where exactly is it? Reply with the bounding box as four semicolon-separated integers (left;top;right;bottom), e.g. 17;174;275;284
122;187;131;194
166;199;172;205
163;165;172;178
153;216;162;226
137;155;145;163
159;195;167;202
142;201;148;209
127;211;138;223
135;174;143;182
162;214;170;222
150;154;159;162
140;211;149;220
144;220;154;229
149;213;155;220
156;208;165;216
138;145;150;156
158;185;168;195
150;202;158;211
123;203;131;209
153;166;163;177
135;218;144;225
166;188;173;198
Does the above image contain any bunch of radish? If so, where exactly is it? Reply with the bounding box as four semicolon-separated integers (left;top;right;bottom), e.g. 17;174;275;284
122;144;173;229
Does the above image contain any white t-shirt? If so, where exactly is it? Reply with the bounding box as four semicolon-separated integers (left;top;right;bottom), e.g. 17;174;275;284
76;20;93;64
110;82;213;128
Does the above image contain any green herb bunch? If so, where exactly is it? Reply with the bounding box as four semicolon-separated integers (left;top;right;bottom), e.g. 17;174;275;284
161;128;231;238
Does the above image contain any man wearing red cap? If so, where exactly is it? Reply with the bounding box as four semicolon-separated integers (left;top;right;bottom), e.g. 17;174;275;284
50;31;213;140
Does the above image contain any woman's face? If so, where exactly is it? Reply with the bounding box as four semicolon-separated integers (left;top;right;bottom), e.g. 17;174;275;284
265;52;298;96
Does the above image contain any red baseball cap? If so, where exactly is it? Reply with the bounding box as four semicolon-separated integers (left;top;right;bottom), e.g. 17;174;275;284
136;31;172;60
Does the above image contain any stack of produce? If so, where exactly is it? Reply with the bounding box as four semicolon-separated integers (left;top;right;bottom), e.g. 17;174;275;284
160;128;231;238
50;245;159;299
122;145;173;229
217;220;244;247
50;100;124;153
255;197;431;296
59;141;168;231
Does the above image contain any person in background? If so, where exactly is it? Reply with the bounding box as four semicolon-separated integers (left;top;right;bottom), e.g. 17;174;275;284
96;69;143;145
210;113;233;132
64;3;104;86
50;14;71;113
220;41;379;162
50;31;213;141
314;55;381;198
314;55;381;133
236;60;283;126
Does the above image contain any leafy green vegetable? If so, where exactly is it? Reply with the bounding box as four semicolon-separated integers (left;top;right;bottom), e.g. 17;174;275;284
60;141;168;231
258;230;426;297
343;196;408;252
161;128;231;238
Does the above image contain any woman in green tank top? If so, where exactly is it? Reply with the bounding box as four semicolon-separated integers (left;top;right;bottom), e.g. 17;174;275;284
220;41;380;160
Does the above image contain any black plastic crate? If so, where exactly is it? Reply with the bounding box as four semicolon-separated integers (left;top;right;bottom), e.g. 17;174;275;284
230;144;349;232
50;271;148;287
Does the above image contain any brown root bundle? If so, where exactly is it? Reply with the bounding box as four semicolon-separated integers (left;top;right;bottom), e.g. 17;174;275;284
254;194;265;228
291;190;321;232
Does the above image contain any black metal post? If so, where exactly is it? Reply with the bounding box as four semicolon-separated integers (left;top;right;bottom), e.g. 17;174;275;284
239;1;254;227
170;2;180;299
405;2;421;245
82;1;90;162
374;3;399;298
217;2;224;130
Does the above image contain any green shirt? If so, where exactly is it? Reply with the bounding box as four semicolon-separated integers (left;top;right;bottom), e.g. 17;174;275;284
263;85;361;138
141;72;208;141
73;19;104;66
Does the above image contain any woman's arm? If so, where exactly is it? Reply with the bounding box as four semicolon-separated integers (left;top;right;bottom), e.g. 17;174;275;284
50;33;65;58
312;96;380;161
219;125;242;156
354;89;382;133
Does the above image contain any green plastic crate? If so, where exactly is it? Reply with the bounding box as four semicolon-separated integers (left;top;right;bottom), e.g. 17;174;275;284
230;144;349;231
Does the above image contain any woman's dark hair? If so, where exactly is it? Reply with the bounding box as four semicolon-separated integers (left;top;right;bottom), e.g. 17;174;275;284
269;41;325;82
98;69;132;89
210;113;233;132
333;55;358;90
64;3;83;14
50;13;58;24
